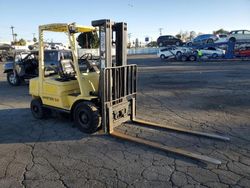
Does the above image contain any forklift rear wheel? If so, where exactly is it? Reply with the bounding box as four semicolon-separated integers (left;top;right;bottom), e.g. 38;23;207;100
74;102;101;133
31;98;45;119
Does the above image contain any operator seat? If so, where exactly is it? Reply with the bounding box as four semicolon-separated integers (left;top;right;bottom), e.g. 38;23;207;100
57;59;76;81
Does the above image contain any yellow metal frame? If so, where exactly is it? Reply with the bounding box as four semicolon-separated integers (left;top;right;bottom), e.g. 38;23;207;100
30;23;98;110
38;23;96;96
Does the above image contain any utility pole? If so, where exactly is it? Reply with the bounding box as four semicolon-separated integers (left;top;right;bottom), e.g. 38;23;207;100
10;26;15;42
14;33;17;42
159;28;163;36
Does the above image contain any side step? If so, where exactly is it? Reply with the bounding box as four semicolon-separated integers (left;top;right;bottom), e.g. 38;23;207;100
111;130;222;165
133;119;230;141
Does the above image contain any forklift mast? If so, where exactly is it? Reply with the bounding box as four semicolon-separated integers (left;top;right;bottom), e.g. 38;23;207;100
92;19;127;67
92;19;136;134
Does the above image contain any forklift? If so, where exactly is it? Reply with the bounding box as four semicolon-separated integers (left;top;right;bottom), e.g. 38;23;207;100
29;20;229;165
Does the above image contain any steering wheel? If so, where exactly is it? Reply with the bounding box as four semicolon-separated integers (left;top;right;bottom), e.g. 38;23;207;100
79;53;93;60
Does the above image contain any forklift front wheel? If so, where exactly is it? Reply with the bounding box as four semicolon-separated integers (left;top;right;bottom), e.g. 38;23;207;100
30;98;45;119
73;102;101;134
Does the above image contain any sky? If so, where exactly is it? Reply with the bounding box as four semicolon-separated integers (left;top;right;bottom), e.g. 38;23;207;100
0;0;250;44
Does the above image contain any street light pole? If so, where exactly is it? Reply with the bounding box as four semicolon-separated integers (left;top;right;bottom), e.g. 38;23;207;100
10;26;15;43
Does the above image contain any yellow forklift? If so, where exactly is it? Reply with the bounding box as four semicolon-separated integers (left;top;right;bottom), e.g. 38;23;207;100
29;20;229;165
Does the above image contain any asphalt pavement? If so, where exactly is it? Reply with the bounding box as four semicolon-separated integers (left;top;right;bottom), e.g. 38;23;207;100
0;55;250;188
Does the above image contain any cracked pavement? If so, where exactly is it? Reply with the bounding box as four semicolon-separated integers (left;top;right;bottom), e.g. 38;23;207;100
0;55;250;188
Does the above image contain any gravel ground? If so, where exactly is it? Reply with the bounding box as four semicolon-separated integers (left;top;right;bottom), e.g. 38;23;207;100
0;55;250;188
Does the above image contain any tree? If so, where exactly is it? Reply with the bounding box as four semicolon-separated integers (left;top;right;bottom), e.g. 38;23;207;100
11;38;26;46
146;41;157;47
213;29;229;35
175;34;181;39
189;31;196;40
176;30;189;41
19;38;26;46
77;31;99;48
180;31;189;42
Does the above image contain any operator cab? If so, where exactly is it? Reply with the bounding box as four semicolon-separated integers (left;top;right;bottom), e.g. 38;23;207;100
45;51;99;82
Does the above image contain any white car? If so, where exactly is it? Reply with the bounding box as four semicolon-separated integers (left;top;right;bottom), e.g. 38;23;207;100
157;46;191;60
228;30;250;42
197;47;225;58
215;34;228;43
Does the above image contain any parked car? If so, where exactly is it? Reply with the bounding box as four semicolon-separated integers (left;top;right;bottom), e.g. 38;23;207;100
157;35;183;47
215;34;228;43
187;34;218;46
235;46;250;57
195;47;225;58
157;46;192;60
3;50;72;86
228;30;250;42
49;42;67;50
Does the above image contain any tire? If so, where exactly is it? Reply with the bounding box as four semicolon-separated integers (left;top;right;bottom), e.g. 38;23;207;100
7;72;21;86
187;42;193;46
181;55;187;62
30;98;45;119
175;41;180;46
189;55;196;61
160;54;166;60
207;39;214;44
73;102;101;134
212;53;218;58
158;42;163;47
229;37;236;43
1;56;6;62
176;51;182;56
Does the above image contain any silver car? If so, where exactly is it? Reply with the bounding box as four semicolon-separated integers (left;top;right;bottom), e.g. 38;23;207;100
187;34;218;46
228;30;250;42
